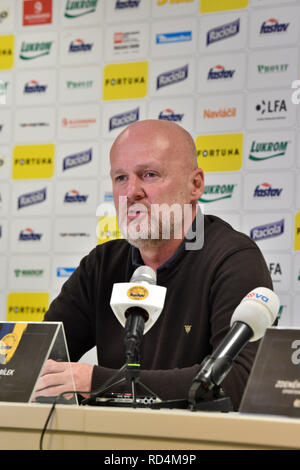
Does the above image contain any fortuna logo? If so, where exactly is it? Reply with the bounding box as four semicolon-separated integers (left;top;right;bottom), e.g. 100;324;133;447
64;0;98;18
207;18;240;46
207;65;235;80
250;219;284;241
199;184;235;203
24;80;47;94
20;41;53;60
18;228;43;241
109;107;139;131
158;109;184;122
104;76;145;87
115;0;141;8
203;107;236;119
157;64;188;89
64;189;89;203
197;146;240;158
249;140;288;161
260;18;289;35
69;39;93;53
156;31;192;45
253;182;283;198
63;148;92;171
18;188;47;209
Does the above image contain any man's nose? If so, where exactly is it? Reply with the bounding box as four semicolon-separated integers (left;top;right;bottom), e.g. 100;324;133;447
126;175;145;200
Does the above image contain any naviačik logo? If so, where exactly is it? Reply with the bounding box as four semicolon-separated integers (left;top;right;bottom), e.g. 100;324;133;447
63;148;92;171
207;18;240;46
250;219;284;242
207;65;235;80
260;18;289;35
69;39;93;53
109;107;139;131
253;182;283;198
18;188;47;209
157;64;188;90
64;189;88;203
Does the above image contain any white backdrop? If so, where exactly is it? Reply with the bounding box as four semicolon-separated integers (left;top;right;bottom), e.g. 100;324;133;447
0;0;299;328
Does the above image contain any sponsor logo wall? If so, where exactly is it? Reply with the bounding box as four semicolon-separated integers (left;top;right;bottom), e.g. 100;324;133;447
0;0;300;328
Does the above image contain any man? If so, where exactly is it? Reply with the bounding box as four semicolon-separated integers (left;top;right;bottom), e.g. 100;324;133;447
36;120;273;409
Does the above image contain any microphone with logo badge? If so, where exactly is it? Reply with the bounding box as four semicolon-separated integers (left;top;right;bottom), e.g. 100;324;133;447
110;266;167;364
188;287;280;411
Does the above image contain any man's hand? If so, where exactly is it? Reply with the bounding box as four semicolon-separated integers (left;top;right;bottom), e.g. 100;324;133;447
32;359;93;401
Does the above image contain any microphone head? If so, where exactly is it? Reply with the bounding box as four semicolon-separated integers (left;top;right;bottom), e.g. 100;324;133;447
230;287;280;342
130;266;157;285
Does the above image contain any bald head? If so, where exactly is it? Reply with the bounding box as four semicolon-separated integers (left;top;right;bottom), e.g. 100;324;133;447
110;119;198;172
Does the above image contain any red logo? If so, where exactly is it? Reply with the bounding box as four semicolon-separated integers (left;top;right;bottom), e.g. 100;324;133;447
23;0;52;26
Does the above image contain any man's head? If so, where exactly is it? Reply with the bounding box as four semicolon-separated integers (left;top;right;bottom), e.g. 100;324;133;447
109;119;204;249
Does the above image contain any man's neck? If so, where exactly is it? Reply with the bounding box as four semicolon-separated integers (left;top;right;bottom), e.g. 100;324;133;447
138;237;183;272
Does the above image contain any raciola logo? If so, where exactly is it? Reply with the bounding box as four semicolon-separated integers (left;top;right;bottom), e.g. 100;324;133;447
18;188;47;209
206;18;240;46
109;107;139;131
156;64;188;90
63;148;92;171
250;219;284;242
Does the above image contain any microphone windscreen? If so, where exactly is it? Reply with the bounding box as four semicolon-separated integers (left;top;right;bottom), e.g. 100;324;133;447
130;266;157;285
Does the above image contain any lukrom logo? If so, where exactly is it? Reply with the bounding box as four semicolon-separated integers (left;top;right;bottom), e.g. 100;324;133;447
249;140;289;161
64;0;98;18
20;41;53;60
199;184;235;203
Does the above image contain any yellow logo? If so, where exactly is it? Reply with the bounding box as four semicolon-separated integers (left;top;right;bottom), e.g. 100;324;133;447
7;293;50;322
200;0;248;13
127;286;149;300
97;216;124;245
103;61;148;100
12;144;55;179
294;213;300;250
0;35;14;70
0;323;28;365
195;133;243;172
184;325;192;334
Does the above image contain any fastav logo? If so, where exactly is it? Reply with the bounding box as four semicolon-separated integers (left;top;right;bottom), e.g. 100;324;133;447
157;65;188;90
207;64;235;80
109;107;139;131
18;227;43;241
64;189;88;203
207;18;240;46
18;187;47;209
63;148;92;171
158;109;184;122
250;219;284;242
24;80;47;94
253;182;283;198
260;18;289;35
69;38;93;53
115;0;141;8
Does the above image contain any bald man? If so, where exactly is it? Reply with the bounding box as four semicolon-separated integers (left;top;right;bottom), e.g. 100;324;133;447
39;120;272;409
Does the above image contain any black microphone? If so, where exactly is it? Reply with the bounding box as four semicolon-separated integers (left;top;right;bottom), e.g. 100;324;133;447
188;287;280;408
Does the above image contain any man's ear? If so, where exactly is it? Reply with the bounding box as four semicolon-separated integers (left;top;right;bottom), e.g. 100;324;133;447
190;168;204;201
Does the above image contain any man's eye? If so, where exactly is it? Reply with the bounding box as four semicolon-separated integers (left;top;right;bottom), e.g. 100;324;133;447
144;172;156;178
116;175;126;182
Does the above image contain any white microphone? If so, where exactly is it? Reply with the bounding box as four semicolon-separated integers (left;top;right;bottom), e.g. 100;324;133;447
110;266;167;334
110;266;167;363
189;287;280;405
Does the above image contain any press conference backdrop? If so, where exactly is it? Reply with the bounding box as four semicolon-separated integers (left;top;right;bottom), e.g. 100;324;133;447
0;0;300;330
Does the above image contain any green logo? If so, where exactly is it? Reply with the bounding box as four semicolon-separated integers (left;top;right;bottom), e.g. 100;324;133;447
199;184;235;203
249;140;288;161
14;269;44;278
64;0;98;18
20;41;52;60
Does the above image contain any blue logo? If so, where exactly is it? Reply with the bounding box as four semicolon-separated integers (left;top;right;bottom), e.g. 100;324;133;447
18;188;47;210
207;18;240;46
253;183;283;198
63;148;92;171
260;18;289;35
64;190;89;203
19;228;42;241
69;39;93;53
250;219;284;242
115;0;141;8
156;31;192;45
158;109;184;122
157;64;188;90
207;65;235;80
56;267;76;278
109;107;139;131
24;80;47;94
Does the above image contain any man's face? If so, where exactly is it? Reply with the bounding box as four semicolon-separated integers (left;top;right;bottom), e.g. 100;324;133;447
110;127;196;247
